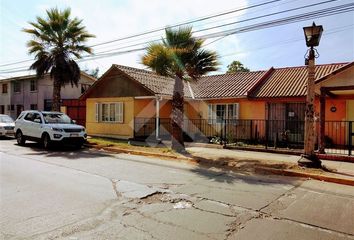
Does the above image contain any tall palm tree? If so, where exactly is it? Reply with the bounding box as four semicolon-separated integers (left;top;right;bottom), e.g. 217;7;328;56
142;26;219;152
23;8;95;111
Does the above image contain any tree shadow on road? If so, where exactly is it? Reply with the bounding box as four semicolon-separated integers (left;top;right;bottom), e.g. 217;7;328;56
21;142;113;160
187;154;300;186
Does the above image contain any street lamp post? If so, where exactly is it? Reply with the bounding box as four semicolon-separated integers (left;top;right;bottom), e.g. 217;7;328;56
299;22;323;168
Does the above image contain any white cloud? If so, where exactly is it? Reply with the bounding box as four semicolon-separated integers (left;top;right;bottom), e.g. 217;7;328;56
0;0;250;78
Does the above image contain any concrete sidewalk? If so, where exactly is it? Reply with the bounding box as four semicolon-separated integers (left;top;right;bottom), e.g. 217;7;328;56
187;146;354;185
87;141;354;186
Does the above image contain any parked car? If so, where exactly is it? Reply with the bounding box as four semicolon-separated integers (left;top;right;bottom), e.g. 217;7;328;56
15;111;87;149
0;114;15;137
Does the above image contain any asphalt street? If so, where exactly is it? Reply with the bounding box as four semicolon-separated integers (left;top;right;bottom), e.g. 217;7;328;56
0;138;353;240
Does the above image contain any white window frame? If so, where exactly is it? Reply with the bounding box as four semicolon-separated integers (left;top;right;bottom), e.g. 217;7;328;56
95;102;123;123
208;103;239;124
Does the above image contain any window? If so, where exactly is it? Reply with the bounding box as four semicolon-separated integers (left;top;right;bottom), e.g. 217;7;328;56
44;99;52;111
30;104;38;110
16;105;23;117
13;81;21;93
208;103;239;124
0;105;4;114
32;113;42;123
24;112;34;121
81;84;90;94
43;113;71;124
2;84;8;94
30;80;37;92
95;102;123;123
8;105;14;111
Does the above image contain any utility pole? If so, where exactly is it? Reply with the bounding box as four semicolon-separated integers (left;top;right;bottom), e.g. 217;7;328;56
298;22;323;168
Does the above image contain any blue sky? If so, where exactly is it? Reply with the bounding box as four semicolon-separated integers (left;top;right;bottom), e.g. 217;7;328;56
0;0;353;79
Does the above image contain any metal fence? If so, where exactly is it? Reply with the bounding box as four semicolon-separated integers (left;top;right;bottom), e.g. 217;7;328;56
134;118;353;156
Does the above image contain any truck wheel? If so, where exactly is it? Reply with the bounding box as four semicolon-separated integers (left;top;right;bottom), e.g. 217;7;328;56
16;131;26;146
42;133;51;149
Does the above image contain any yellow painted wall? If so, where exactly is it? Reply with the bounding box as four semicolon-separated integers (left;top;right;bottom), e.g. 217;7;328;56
185;98;266;120
134;99;172;118
86;97;134;139
132;98;266;120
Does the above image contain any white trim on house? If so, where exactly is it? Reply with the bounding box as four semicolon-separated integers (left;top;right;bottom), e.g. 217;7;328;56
95;102;124;123
207;103;240;124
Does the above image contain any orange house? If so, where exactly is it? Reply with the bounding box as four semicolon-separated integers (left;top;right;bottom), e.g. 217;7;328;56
80;62;354;151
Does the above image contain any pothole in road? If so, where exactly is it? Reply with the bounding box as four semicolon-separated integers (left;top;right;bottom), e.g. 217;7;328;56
139;192;195;209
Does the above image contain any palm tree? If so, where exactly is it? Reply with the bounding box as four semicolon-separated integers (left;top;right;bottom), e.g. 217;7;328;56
23;8;95;111
142;26;219;152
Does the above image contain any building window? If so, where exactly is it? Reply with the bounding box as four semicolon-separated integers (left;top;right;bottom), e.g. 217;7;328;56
8;105;14;111
16;105;23;117
81;84;90;94
208;103;239;124
13;81;21;93
95;102;123;123
44;99;52;111
2;84;8;94
30;104;38;110
30;79;37;92
0;105;4;114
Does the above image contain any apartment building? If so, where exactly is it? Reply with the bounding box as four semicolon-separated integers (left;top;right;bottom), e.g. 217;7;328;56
0;72;95;119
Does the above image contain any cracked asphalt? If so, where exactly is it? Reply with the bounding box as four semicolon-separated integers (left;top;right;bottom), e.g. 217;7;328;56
1;139;353;240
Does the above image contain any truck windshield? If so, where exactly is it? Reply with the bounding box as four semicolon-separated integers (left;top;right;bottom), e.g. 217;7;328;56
43;113;72;124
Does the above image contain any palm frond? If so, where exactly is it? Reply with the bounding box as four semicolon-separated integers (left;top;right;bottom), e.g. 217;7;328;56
24;7;95;85
142;25;219;81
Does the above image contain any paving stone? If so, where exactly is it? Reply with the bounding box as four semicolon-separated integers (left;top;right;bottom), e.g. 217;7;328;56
194;199;234;216
231;218;353;240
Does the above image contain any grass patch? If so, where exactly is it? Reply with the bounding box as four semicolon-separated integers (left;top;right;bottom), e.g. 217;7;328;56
88;137;178;156
88;137;130;148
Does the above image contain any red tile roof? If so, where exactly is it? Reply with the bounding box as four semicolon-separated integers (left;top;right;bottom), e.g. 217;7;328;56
114;64;270;99
114;64;196;98
250;63;349;98
194;70;268;99
81;62;353;100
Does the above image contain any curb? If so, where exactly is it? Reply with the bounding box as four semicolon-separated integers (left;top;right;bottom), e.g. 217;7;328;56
317;154;354;163
255;167;354;186
225;146;302;156
86;144;354;187
86;144;196;163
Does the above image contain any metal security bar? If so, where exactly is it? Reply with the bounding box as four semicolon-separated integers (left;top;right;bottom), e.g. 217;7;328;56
134;118;353;156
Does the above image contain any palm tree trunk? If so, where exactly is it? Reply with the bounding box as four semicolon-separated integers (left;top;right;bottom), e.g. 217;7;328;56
52;78;61;111
171;75;185;152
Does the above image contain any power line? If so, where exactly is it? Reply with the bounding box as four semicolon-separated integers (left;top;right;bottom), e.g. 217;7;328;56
0;0;284;68
92;0;301;52
91;0;344;54
89;0;284;48
220;24;354;58
2;0;347;71
0;2;352;74
0;0;344;68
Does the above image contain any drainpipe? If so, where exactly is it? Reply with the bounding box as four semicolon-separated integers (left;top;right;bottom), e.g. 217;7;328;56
156;96;161;140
